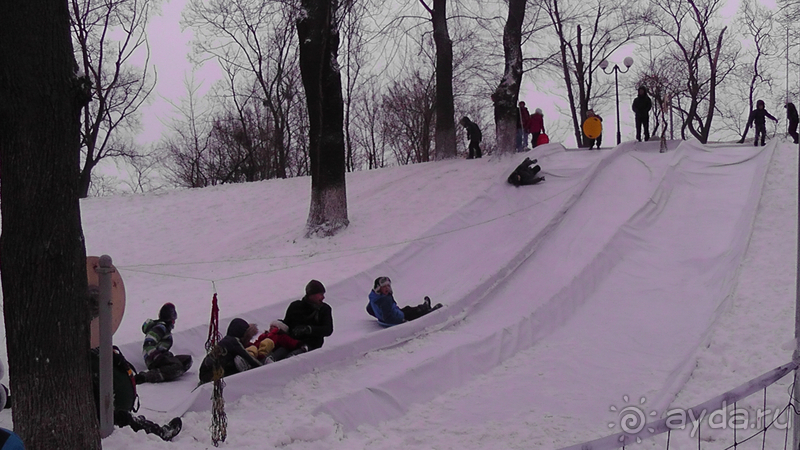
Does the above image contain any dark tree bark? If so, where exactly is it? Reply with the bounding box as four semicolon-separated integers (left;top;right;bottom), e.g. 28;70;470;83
0;1;99;448
420;0;457;160
297;0;349;236
492;0;526;153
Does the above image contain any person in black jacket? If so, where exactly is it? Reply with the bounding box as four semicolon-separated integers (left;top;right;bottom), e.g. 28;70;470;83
199;318;261;383
632;86;652;142
282;280;334;351
507;157;545;186
459;116;483;159
785;102;799;144
738;99;778;146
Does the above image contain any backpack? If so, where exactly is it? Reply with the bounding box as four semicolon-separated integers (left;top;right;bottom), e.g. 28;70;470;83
90;346;139;413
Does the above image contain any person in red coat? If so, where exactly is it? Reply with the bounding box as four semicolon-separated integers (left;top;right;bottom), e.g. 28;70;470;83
528;108;546;148
248;320;308;363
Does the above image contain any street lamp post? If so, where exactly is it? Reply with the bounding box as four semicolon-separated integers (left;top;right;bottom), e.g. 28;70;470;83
600;56;634;145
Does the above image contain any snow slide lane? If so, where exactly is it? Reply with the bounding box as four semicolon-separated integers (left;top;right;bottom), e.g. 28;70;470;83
307;140;773;433
124;143;614;416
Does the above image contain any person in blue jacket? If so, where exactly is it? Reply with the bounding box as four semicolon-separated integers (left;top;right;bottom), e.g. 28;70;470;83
0;428;24;449
366;277;441;326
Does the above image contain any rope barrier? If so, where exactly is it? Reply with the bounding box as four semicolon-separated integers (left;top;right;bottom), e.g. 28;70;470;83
204;292;226;446
113;182;577;284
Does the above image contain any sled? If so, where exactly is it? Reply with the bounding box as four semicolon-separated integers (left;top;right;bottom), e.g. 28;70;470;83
536;133;549;145
87;256;126;348
582;117;602;139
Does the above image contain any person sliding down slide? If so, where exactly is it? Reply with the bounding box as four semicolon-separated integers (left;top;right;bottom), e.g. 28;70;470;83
507;157;544;187
366;277;442;327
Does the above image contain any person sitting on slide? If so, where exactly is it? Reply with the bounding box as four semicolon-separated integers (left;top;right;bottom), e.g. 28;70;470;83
366;277;441;326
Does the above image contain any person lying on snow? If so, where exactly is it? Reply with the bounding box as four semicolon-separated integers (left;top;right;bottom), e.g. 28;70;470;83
507;157;544;187
282;279;334;351
246;320;308;364
366;277;442;326
199;318;261;383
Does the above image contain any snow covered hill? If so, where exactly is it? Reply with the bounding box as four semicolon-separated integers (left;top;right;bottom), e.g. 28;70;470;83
0;139;796;450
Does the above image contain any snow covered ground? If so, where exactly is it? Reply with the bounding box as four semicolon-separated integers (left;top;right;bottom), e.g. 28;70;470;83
1;138;797;449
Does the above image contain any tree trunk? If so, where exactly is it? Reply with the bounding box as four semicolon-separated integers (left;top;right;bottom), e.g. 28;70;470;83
0;1;100;448
431;0;457;159
550;0;583;147
492;0;526;154
298;0;349;237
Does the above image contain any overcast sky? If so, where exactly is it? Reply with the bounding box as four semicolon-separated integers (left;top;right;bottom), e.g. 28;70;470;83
133;0;781;148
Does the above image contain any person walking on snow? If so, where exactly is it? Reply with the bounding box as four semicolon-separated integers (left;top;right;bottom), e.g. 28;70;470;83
738;99;778;146
632;86;652;142
282;280;334;351
785;102;799;144
528;108;546;148
459;116;483;159
517;101;531;152
584;109;603;149
135;302;192;384
366;277;441;326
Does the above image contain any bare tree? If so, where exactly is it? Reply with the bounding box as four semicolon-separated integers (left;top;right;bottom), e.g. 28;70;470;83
419;0;458;159
382;70;437;164
70;0;157;198
297;0;349;236
161;77;216;188
341;0;372;171
491;0;527;153
0;1;100;447
544;0;649;147
185;0;301;180
353;84;390;169
644;0;736;143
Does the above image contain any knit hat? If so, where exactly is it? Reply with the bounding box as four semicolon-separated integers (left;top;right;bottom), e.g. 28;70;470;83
305;279;326;296
159;302;177;323
535;108;543;115
227;318;250;339
373;276;392;292
270;320;289;333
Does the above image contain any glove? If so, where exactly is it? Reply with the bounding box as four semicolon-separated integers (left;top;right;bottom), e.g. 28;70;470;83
292;325;312;337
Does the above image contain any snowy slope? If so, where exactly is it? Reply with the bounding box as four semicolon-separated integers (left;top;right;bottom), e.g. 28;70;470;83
0;139;796;450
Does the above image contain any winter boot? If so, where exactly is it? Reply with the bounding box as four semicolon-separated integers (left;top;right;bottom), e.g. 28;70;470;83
135;369;164;384
158;417;182;441
125;412;179;441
